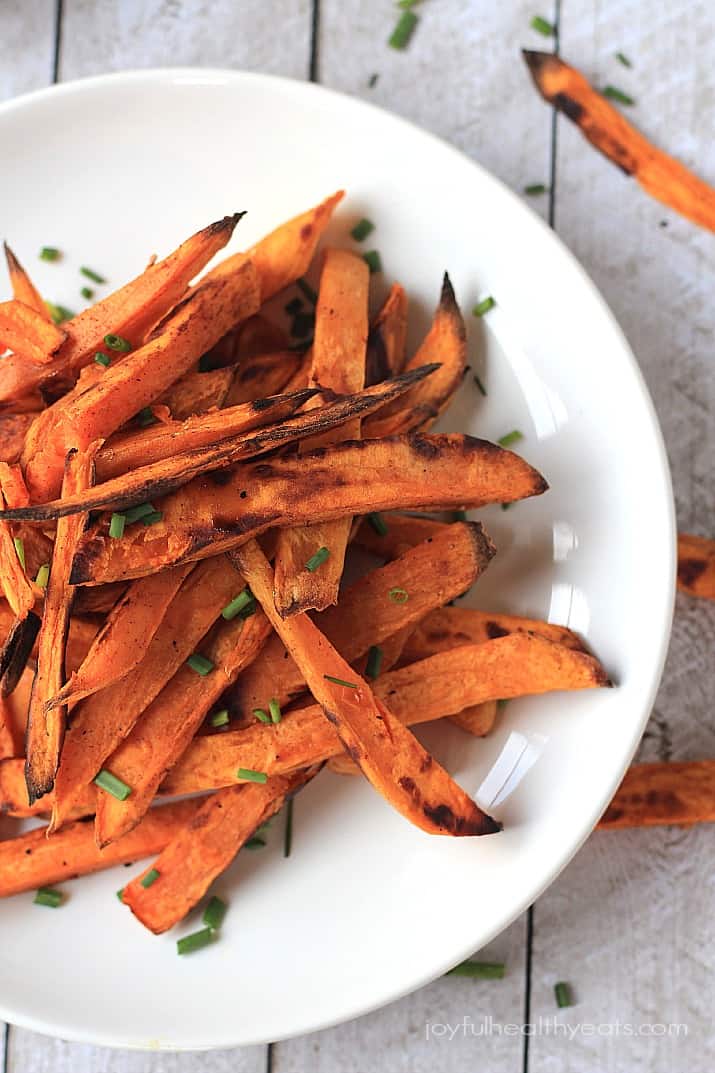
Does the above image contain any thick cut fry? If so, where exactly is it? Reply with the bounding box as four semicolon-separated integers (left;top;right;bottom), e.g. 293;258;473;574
24;260;261;502
448;701;499;737
95;607;272;846
229;522;495;716
94;388;315;482
401;606;588;662
4;244;49;318
677;533;715;600
365;283;408;385
234;540;498;837
0;756;96;818
223;350;303;407
68;433;546;585
74;581;127;614
167;634;609;795
599;760;715;829
363;274;467;437
0;611;40;697
199;314;290;372
0;799;200;898
123;767;319;933
274;248;369;616
48;564;193;710
353;512;447;559
158;368;235;420
0;300;67;365
25;444;99;803
0;413;36;464
523;51;715;232
50;555;243;830
0;465;36;618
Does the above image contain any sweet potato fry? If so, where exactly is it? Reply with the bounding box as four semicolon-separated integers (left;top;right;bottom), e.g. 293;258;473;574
95;607;272;847
523;51;715;233
50;555;243;830
74;581;127;615
0;413;36;464
362;274;467;437
677;533;715;600
401;606;588;662
0;611;40;697
229;521;495;716
123;767;320;933
0;756;96;818
67;432;545;585
166;634;609;795
4;243;49;318
223;350;303;407
199;314;290;372
353;512;447;559
274;248;369;616
0;300;67;365
0;465;36;618
48;564;194;710
599;760;715;829
448;700;499;737
365;283;408;386
0;799;200;898
158;368;234;419
23;259;261;502
233;540;498;837
25;443;100;803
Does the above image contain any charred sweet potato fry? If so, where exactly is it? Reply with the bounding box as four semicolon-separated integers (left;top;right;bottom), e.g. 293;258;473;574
3;243;49;318
0;300;67;365
0;611;40;697
158;368;235;420
0;799;200;898
365;283;409;386
233;540;499;837
0;756;96;819
223;350;304;407
523;51;715;232
25;444;100;803
274;248;369;616
599;760;715;829
123;767;320;933
677;533;715;600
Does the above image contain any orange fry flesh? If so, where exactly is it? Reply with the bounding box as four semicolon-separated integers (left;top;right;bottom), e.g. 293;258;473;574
0;300;66;365
365;283;409;385
3;243;49;318
677;533;715;600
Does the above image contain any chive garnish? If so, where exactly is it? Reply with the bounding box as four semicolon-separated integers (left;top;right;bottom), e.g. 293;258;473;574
365;645;383;680
285;297;303;316
524;183;548;196
283;798;294;857
452;510;467;522
221;588;252;620
389;9;419;49
140;868;160;889
35;563;50;589
615;51;632;68
497;699;508;711
80;286;94;300
187;653;213;676
351;218;375;242
80;266;106;284
237;768;268;783
203;896;228;930
324;674;359;689
472;296;495;317
368;512;388;536
473;373;487;396
123;502;155;524
447;960;505;979
210;709;229;728
388;587;409;604
94;352;111;367
291;311;315;339
94;769;131;800
103;333;132;352
13;537;25;571
368;73;379;88
530;14;554;35
39;247;61;262
362;250;382;274
305;546;330;572
554;981;573;1008
46;302;75;324
136;407;157;427
108;513;126;539
116;888;124;902
253;708;271;724
237;597;256;620
34;887;63;907
141;510;163;526
177;927;215;956
498;429;524;448
268;698;282;724
296;278;317;305
501;503;511;511
603;85;635;106
245;836;266;849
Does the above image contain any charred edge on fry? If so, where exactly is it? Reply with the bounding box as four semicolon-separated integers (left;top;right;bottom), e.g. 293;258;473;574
677;558;707;589
0;611;41;697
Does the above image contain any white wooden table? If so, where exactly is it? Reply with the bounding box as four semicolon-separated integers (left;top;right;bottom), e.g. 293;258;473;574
1;1;713;1070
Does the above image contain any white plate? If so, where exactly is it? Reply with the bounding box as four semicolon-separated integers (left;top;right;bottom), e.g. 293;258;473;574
0;70;674;1051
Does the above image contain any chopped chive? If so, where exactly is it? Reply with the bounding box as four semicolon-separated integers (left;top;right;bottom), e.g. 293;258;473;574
291;311;315;339
368;73;379;88
524;183;548;196
237;767;268;783
296;278;317;304
136;407;156;427
13;537;25;571
501;503;511;511
324;674;359;689
245;836;267;850
530;14;555;35
187;653;213;676
268;698;282;724
473;373;487;396
94;351;111;367
388;587;409;604
116;888;124;902
285;297;303;316
389;9;419;49
253;708;271;724
203;895;228;930
123;501;155;524
46;302;75;324
603;85;635;106
35;563;50;589
368;512;388;536
237;596;257;620
447;960;505;979
498;429;524;448
362;250;382;274
221;588;252;620
305;546;330;572
365;645;383;680
472;296;495;317
615;51;632;68
108;513;126;539
177;927;215;956
80;265;106;284
141;510;163;526
452;509;467;521
210;709;230;728
94;769;131;800
103;333;132;352
140;868;160;889
555;981;573;1008
283;797;294;857
80;286;94;300
350;218;375;242
34;887;62;907
39;246;61;262
497;699;508;711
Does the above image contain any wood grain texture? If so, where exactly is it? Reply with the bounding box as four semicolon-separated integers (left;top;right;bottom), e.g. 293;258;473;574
6;1034;265;1073
0;0;55;101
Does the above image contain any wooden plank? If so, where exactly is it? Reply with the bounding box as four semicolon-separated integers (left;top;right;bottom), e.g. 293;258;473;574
6;1034;266;1073
528;0;715;1068
0;0;55;101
